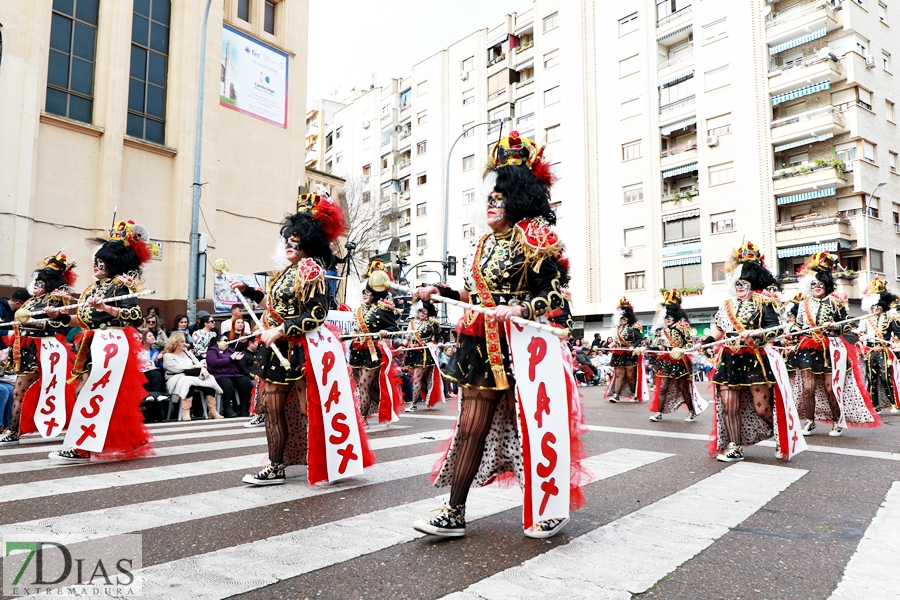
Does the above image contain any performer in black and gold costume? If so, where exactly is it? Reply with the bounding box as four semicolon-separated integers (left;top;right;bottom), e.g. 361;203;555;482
779;293;803;376
854;280;900;413
0;253;77;447
648;289;698;422
349;260;402;423
607;297;643;402
413;131;582;540
404;299;442;411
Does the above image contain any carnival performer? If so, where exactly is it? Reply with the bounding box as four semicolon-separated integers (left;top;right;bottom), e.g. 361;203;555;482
648;289;704;423
854;280;900;414
779;292;803;376
698;242;793;462
412;131;587;539
0;253;77;447
606;297;644;403
792;253;878;436
404;299;443;411
232;193;375;485
348;260;403;424
50;221;155;463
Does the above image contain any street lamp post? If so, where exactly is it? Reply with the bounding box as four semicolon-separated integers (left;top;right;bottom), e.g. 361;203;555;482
863;181;888;287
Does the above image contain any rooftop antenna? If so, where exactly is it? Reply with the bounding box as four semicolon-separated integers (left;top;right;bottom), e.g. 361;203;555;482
370;71;376;89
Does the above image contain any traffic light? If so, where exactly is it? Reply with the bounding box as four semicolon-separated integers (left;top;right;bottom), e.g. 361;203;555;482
446;255;457;276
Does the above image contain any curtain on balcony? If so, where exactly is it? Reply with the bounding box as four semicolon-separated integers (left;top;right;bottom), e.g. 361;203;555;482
658;68;695;87
771;80;831;105
776;187;836;206
661;162;698;178
661;116;697;135
773;132;834;153
777;242;838;258
769;27;826;55
663;256;702;267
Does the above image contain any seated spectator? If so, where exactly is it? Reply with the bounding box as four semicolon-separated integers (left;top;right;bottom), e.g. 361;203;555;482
144;314;168;350
170;314;194;350
219;305;244;334
162;333;223;420
392;340;413;405
138;329;168;421
227;317;249;342
0;349;15;429
574;349;598;386
0;289;31;350
191;313;217;359
206;335;253;418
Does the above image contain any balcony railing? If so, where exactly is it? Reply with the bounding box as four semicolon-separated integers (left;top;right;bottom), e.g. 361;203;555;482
772;160;845;180
515;41;534;53
769;55;840;76
775;213;850;231
659;95;695;114
658;50;693;71
661;142;697;158
771;105;844;129
487;54;506;67
766;0;836;30
661;189;699;204
657;5;692;28
663;236;701;248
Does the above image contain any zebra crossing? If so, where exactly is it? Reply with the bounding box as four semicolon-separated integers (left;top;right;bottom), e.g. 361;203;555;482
1;412;899;599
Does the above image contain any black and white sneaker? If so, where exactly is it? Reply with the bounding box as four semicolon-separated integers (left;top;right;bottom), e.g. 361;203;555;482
801;419;816;436
244;414;265;428
242;462;285;486
524;517;570;539
406;402;418;412
609;396;620;403
684;411;697;422
0;429;20;447
716;442;744;462
48;448;90;464
649;412;662;422
413;503;466;537
829;424;844;437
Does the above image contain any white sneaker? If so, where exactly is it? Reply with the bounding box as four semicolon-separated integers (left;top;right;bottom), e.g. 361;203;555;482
524;517;569;539
891;406;900;414
649;412;662;422
684;411;697;422
48;448;90;464
801;419;816;436
829;424;843;437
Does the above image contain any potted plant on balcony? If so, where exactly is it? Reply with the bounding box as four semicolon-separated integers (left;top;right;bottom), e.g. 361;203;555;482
834;269;858;281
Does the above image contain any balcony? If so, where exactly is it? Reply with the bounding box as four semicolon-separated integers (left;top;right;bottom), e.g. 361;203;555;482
397;130;412;148
659;95;695;117
381;108;399;123
658;50;694;73
767;57;843;95
398;190;411;205
660;142;698;170
398;160;411;173
657;5;692;30
772;163;849;194
487;53;506;68
515;77;535;94
774;213;854;245
515;40;534;54
661;189;699;206
380;136;398;152
766;1;841;43
381;165;400;181
770;105;847;145
304;148;317;166
661;240;701;258
399;102;411;114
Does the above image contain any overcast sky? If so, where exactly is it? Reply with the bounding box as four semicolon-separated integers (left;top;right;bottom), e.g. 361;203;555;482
307;0;534;103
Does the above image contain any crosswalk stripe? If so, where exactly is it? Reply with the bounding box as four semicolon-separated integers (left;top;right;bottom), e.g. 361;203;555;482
0;453;442;543
93;449;672;600
144;417;250;429
0;429;451;503
439;462;807;600
828;481;900;600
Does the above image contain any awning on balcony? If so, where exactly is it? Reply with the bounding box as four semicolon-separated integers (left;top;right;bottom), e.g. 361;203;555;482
661;116;697;135
657;24;693;42
514;59;534;71
776;187;836;206
777;241;838;259
769;27;826;55
772;80;831;106
661;162;698;178
774;132;834;153
663;256;702;267
662;208;700;222
658;68;695;88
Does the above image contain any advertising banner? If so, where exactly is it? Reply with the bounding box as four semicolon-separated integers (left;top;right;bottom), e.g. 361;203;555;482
220;25;289;128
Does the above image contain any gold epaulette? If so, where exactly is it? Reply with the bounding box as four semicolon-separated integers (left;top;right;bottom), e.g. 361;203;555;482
514;218;562;273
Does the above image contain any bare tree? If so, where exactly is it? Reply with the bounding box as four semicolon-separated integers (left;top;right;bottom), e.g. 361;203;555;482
333;174;380;302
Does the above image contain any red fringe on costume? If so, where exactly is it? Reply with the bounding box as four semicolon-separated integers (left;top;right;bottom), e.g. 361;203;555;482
18;334;77;436
304;324;376;485
426;364;443;408
376;342;404;423
79;328;155;461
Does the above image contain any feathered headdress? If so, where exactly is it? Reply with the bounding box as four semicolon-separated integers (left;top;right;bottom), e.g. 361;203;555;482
862;278;897;312
89;218;152;278
38;251;78;287
798;251;838;296
652;289;689;332
487;131;554;187
724;241;779;294
297;190;346;244
613;296;637;326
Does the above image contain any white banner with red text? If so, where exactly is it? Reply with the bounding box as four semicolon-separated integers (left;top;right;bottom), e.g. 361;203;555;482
36;337;69;438
764;345;808;460
827;337;849;428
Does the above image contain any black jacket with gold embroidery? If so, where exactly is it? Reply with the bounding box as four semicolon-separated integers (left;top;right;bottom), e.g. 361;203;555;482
75;277;142;330
243;260;329;339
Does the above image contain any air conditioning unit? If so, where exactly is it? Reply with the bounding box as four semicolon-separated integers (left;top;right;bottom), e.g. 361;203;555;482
619;246;632;257
418;247;427;255
401;217;411;225
460;70;469;81
865;55;876;68
362;120;371;129
706;135;719;147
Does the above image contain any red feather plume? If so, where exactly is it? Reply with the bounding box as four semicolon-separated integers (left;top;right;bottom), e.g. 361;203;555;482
130;238;154;266
62;269;78;287
530;156;556;187
314;199;347;244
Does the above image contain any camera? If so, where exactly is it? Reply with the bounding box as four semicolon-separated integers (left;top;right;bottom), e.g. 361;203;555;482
344;242;357;251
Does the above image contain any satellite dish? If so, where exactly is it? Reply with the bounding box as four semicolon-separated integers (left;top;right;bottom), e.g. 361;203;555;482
762;5;773;17
817;47;832;60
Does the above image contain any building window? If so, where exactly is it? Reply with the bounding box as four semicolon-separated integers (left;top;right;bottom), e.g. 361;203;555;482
362;136;371;150
619;13;639;36
417;140;427;155
335;126;343;139
709;162;734;186
551;162;561;179
619;55;640;78
544;49;560;69
46;0;100;123
883;51;892;72
664;263;702;289
704;65;730;91
543;12;558;32
335;153;343;165
380;183;392;201
462;155;475;170
707;113;732;136
417;234;428;248
890;151;898;173
417;111;427;125
621;97;641;119
487;71;508;100
462;224;475;239
463;122;475;137
788;152;809;167
871;249;885;273
879;2;888;22
622;140;642;161
835;141;857;163
659;75;695;107
625;271;645;290
463;90;475;105
381;155;389;170
664;217;701;242
417;173;427;185
867;197;881;218
710;211;735;233
362;191;371;203
624;226;646;248
461;56;474;72
544;86;561;106
264;1;276;34
623;184;643;204
702;19;727;44
857;38;868;57
325;160;332;173
127;0;171;144
888;101;896;123
418;81;428;96
545;124;561;143
864;141;877;162
711;261;727;282
237;0;250;22
362;164;371;176
416;203;426;216
463;189;475;205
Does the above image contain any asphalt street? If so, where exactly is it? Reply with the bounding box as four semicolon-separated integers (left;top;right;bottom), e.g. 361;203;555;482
1;382;898;599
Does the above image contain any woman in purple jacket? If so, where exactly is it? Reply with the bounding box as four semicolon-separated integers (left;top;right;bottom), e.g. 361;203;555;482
206;335;253;418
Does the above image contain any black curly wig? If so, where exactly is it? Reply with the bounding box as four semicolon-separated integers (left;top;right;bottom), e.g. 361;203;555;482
736;260;781;292
415;299;437;318
877;291;898;311
489;164;556;225
813;270;836;295
664;303;689;324
619;305;637;325
33;268;67;293
788;302;800;319
280;212;335;265
94;241;143;277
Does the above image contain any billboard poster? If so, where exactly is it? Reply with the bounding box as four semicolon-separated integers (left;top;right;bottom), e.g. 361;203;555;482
219;24;289;128
214;273;263;313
